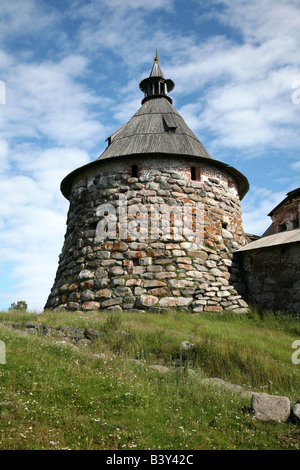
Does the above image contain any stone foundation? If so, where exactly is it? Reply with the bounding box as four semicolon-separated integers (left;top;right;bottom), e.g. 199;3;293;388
45;156;248;313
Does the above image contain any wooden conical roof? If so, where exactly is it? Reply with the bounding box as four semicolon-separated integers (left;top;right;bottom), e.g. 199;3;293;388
60;56;249;201
98;96;212;161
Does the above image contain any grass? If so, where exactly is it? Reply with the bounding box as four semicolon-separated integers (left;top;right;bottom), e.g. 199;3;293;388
0;308;299;450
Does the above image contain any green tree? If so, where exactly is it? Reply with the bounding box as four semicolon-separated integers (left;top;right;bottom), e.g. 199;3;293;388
8;300;28;312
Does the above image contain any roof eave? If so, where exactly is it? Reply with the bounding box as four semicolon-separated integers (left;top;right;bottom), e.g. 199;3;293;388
60;153;249;201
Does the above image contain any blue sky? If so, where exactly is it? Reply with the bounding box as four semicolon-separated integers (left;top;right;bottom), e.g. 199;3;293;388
0;0;299;311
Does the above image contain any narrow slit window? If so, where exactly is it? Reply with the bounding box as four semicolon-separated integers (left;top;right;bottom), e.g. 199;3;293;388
191;167;200;181
191;167;196;181
131;165;138;177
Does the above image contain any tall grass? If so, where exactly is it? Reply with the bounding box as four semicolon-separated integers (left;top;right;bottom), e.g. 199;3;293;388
0;308;299;450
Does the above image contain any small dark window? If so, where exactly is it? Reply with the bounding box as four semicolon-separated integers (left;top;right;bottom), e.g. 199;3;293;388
279;223;287;232
131;165;138;177
293;218;299;229
191;167;196;181
191;167;200;181
222;222;228;229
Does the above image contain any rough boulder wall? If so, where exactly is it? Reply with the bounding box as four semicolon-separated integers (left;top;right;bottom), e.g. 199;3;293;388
45;157;248;313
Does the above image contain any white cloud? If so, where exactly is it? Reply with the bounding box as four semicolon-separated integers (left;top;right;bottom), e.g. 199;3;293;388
291;161;300;171
1;55;108;148
241;187;287;235
0;145;91;310
69;0;178;73
147;1;298;156
0;0;60;42
214;0;300;44
0;139;10;176
189;75;300;150
71;0;174;20
0;205;67;312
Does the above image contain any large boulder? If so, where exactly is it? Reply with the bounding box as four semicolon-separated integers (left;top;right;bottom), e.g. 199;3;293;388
251;393;290;422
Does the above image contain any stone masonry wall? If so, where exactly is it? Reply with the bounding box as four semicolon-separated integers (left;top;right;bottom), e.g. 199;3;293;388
236;242;300;315
271;199;300;233
45;156;248;313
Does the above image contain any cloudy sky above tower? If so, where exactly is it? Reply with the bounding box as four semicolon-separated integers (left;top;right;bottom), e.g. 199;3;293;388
0;0;299;311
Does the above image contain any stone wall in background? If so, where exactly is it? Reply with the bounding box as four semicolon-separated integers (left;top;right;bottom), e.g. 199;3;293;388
270;198;300;233
45;156;248;313
235;242;300;315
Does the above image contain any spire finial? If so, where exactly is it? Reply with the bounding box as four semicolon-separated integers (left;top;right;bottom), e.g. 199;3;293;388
155;49;158;63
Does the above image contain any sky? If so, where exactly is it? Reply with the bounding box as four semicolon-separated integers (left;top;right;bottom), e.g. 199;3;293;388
0;0;299;311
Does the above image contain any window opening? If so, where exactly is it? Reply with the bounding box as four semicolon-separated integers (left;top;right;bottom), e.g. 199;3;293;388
279;223;287;232
191;167;200;181
132;165;138;178
191;167;196;181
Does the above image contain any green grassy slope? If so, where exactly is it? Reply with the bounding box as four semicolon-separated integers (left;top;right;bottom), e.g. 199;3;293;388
0;309;299;450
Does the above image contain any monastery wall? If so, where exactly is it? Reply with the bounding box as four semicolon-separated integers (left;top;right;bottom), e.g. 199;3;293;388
235;242;300;315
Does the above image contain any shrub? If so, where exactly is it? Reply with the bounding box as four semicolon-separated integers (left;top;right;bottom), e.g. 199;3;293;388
8;301;28;312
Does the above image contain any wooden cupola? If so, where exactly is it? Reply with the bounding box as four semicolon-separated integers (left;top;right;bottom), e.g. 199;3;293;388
139;51;175;104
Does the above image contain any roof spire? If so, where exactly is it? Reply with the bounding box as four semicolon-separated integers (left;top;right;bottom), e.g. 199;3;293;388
139;55;175;105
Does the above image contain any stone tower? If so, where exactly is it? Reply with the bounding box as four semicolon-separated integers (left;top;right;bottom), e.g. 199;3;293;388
45;55;249;313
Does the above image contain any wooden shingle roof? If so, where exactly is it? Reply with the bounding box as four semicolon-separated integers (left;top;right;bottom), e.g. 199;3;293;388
237;228;300;251
98;97;212;161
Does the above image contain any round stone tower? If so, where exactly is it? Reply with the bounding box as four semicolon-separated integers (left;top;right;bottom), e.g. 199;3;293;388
45;54;249;313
